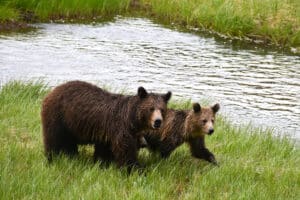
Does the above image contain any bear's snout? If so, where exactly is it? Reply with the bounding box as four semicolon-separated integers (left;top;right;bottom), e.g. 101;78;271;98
208;128;214;135
151;109;163;129
153;119;162;129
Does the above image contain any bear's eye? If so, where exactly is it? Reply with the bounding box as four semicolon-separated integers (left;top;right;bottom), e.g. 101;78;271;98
150;107;155;112
161;109;165;113
212;119;215;123
202;119;207;124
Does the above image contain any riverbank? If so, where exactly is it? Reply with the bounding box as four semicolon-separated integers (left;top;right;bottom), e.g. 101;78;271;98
0;0;299;52
0;81;299;199
0;0;130;26
140;0;300;52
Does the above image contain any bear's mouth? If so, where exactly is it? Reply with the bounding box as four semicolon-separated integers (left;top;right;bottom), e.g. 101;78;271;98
152;124;161;129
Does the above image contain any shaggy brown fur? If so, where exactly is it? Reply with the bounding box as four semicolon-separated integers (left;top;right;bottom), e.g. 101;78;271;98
142;103;220;164
41;81;171;171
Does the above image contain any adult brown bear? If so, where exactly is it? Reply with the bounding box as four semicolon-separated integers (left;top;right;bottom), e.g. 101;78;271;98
41;81;171;171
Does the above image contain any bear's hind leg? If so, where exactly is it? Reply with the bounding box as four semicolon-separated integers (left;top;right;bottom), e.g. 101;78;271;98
94;142;114;165
159;139;177;159
42;120;78;162
60;135;78;158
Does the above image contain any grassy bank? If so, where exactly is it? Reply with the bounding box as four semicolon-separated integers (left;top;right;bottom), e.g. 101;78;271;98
0;5;18;21
0;81;299;199
0;0;130;22
141;0;300;49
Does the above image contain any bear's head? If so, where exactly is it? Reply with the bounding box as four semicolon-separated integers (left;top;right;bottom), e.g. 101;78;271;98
137;87;172;130
186;103;220;137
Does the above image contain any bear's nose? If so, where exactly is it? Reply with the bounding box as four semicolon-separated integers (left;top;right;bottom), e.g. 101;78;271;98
154;119;162;128
208;128;214;135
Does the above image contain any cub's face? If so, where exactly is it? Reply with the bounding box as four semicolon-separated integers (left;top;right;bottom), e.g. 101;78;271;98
188;103;220;137
137;87;172;129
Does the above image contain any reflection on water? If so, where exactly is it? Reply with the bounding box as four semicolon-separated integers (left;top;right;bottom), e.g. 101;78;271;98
0;17;299;138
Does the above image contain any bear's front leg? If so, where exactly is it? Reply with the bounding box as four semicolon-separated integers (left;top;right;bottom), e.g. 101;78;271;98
188;136;218;165
112;133;141;173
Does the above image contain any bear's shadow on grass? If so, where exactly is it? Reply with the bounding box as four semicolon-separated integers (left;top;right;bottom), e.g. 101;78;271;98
139;149;218;176
47;145;217;178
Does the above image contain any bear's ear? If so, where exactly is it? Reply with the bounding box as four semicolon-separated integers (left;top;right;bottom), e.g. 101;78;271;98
193;103;201;113
163;91;172;102
138;87;148;99
212;103;220;113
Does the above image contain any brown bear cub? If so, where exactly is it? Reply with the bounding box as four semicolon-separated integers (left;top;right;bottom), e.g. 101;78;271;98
41;81;171;171
142;103;220;164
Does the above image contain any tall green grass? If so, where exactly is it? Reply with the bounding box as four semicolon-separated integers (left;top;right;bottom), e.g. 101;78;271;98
0;81;299;199
2;0;130;21
0;5;18;21
141;0;300;48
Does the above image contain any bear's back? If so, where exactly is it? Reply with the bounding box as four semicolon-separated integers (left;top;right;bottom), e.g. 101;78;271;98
46;81;131;111
42;81;137;143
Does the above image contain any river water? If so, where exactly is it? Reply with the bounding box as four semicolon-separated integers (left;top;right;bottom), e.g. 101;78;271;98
0;17;299;139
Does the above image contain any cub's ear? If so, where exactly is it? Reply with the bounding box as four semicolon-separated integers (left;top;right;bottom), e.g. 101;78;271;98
163;91;172;102
193;103;201;113
212;103;220;113
138;87;148;99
